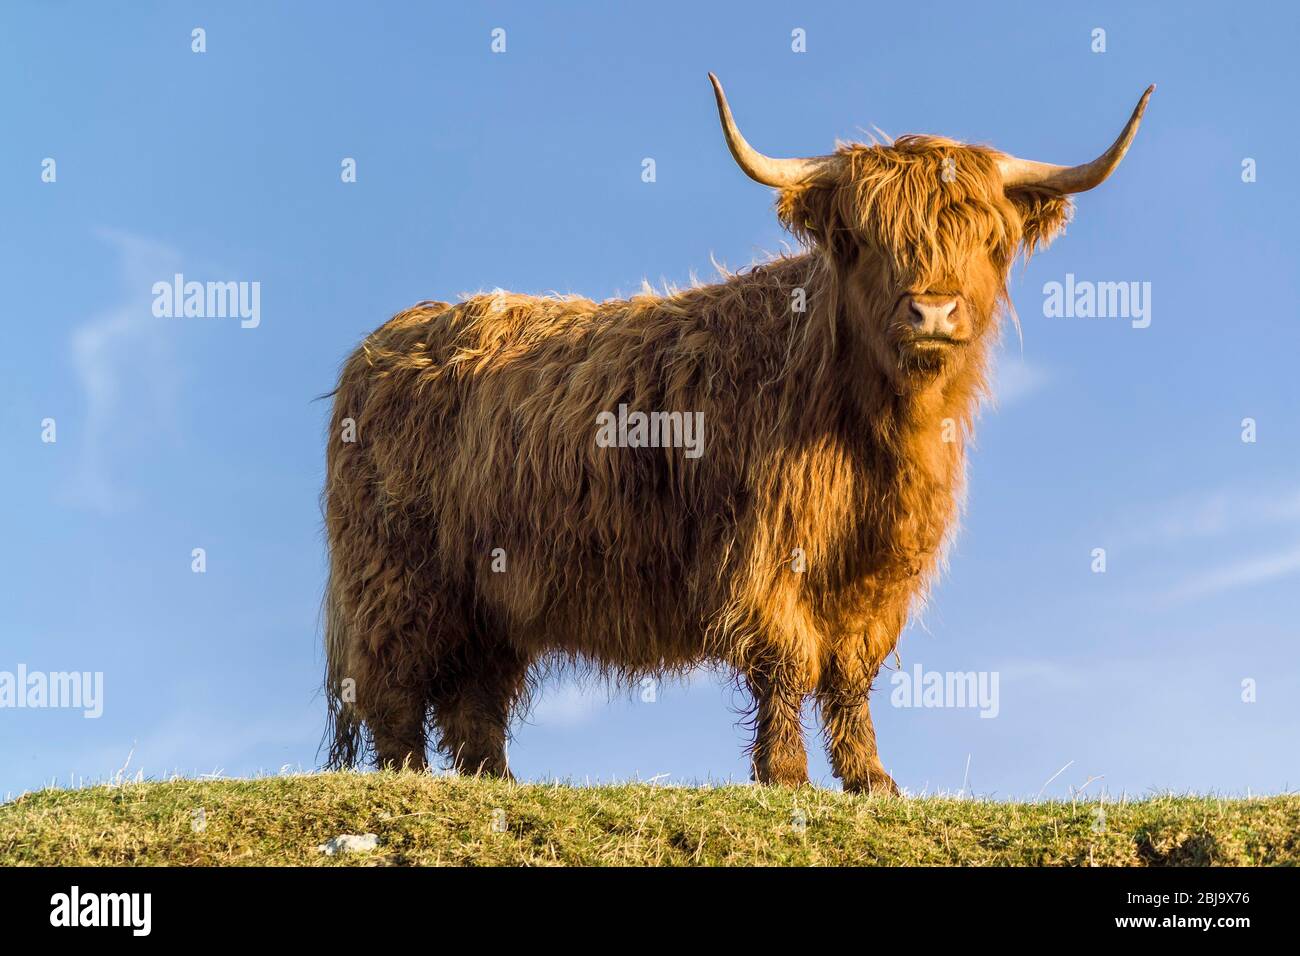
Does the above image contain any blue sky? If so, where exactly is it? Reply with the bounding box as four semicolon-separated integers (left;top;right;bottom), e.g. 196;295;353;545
2;2;1297;800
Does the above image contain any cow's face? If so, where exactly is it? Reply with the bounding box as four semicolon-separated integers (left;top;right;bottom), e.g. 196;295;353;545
708;74;1152;392
778;139;1071;390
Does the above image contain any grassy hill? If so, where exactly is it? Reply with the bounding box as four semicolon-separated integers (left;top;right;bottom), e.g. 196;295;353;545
2;772;1296;866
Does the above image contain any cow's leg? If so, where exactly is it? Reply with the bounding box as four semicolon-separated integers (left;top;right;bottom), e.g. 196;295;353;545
330;528;439;771
431;640;531;779
817;652;899;796
746;667;810;787
349;638;431;772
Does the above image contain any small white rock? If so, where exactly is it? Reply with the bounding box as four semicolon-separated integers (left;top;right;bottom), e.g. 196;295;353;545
317;833;380;855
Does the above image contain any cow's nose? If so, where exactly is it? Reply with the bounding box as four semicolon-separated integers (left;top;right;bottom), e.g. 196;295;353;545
907;296;959;336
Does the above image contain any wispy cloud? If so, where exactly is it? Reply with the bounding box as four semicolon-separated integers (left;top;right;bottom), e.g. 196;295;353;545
991;355;1050;406
529;682;608;728
1109;481;1300;605
1161;544;1300;605
67;229;183;513
528;668;718;729
1114;483;1300;550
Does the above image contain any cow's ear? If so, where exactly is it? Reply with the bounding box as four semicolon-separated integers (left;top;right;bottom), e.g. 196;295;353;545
777;182;840;250
1006;189;1073;259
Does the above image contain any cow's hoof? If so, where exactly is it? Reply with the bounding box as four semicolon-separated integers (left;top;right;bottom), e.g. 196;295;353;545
844;770;900;797
752;764;811;788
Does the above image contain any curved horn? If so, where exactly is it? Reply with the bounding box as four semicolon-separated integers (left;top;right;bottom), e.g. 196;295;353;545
709;73;838;188
997;85;1155;193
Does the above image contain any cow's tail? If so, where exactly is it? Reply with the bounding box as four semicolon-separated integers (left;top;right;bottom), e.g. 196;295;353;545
322;563;364;769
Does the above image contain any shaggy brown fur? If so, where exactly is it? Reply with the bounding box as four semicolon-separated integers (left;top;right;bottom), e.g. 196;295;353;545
323;133;1074;793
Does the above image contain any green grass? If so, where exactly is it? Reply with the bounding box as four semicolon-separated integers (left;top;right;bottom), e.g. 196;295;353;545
1;772;1296;866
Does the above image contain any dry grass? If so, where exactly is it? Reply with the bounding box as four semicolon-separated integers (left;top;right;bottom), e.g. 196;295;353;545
1;772;1296;866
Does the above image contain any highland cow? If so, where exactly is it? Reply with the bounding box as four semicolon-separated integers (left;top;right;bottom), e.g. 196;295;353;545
323;75;1152;792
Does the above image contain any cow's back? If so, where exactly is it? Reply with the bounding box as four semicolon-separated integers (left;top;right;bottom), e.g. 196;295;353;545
327;293;725;672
